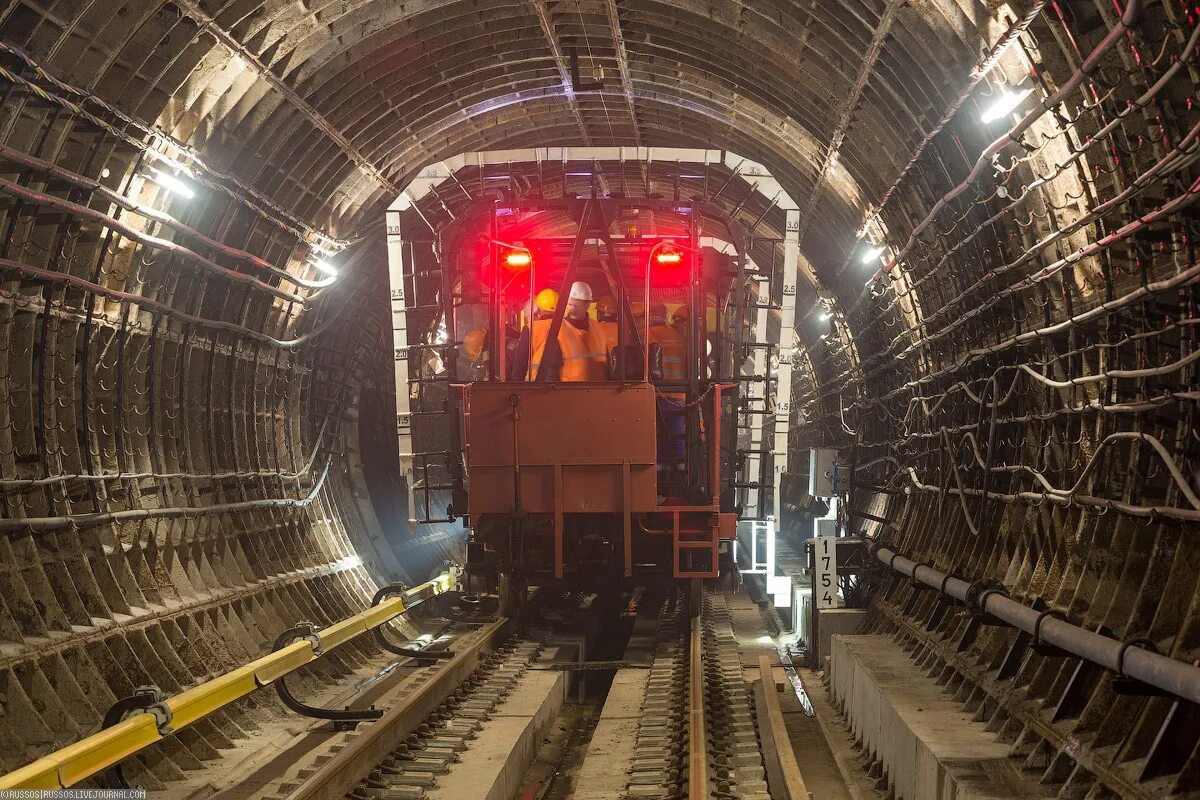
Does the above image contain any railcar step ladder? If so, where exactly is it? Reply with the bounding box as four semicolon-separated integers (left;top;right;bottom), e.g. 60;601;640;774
663;507;720;578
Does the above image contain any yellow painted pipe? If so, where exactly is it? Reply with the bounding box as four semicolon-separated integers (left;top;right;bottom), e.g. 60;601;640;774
0;573;454;790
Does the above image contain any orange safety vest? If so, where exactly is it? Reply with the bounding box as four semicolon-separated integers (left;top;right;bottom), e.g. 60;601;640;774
650;323;685;381
558;320;608;381
597;320;619;355
527;319;608;381
526;318;553;380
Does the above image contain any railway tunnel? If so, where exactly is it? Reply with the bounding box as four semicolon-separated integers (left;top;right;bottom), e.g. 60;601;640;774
0;0;1198;798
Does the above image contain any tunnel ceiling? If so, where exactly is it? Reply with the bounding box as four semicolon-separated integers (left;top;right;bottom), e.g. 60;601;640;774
2;0;1200;795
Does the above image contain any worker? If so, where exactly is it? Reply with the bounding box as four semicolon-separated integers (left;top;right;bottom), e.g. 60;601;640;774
459;328;489;380
510;283;607;381
509;288;559;380
595;299;619;356
556;281;608;381
647;302;685;387
634;302;686;389
636;302;688;482
670;305;688;339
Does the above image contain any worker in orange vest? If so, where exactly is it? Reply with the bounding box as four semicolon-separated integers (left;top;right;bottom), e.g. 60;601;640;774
556;281;609;381
459;328;489;380
595;298;619;356
634;302;688;470
510;288;558;380
511;283;607;381
634;302;686;390
670;305;688;340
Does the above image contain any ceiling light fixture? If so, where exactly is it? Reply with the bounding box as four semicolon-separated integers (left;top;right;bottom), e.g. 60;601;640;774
311;259;338;277
146;167;195;199
981;88;1033;124
861;245;885;263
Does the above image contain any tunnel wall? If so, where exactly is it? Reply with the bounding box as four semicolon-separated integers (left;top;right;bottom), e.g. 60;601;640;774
800;2;1200;796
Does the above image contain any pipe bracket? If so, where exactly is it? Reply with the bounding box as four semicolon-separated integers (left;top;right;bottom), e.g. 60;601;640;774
965;578;1008;626
1113;637;1171;697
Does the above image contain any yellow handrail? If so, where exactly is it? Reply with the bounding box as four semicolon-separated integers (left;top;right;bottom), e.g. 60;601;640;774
0;571;457;790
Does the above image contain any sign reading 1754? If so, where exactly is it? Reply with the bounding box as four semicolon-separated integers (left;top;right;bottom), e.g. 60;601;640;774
815;536;839;609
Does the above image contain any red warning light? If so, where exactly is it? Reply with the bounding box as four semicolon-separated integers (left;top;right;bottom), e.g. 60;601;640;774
655;246;683;265
503;249;532;270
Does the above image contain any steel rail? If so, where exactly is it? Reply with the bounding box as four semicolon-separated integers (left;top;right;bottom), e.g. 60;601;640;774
688;615;709;800
280;618;512;800
872;544;1200;705
0;573;458;791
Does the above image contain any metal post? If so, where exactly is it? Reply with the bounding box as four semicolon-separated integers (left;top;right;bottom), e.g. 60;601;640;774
771;209;800;519
386;208;419;532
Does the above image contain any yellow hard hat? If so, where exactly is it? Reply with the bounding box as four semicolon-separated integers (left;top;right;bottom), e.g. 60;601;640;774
463;329;486;360
535;288;559;313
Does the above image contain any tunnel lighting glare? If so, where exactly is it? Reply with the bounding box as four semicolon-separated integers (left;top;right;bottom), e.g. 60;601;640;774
820;311;832;321
860;245;885;263
311;259;338;277
503;249;532;269
146;167;195;199
981;88;1032;123
333;555;363;571
756;635;775;645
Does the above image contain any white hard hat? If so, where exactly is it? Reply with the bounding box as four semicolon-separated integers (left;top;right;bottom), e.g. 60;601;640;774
568;281;594;301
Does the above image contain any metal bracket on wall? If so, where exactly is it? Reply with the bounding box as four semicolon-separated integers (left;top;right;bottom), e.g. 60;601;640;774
1112;638;1173;697
566;38;605;91
370;584;456;663
100;685;172;789
272;623;383;731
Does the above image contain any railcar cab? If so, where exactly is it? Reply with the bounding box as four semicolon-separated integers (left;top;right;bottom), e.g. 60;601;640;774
447;198;743;608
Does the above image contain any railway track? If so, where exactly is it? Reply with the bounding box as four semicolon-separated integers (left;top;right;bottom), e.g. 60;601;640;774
622;590;771;799
339;638;543;799
270;587;795;800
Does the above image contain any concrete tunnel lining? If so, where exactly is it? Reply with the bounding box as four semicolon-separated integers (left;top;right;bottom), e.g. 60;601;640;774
0;0;1198;795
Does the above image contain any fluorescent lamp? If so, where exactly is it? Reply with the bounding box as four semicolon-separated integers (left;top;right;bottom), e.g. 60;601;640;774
861;245;885;263
311;259;338;277
820;311;832;321
981;88;1032;123
146;167;195;199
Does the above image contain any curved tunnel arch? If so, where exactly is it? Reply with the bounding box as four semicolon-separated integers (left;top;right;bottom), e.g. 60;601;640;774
1;0;1198;793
